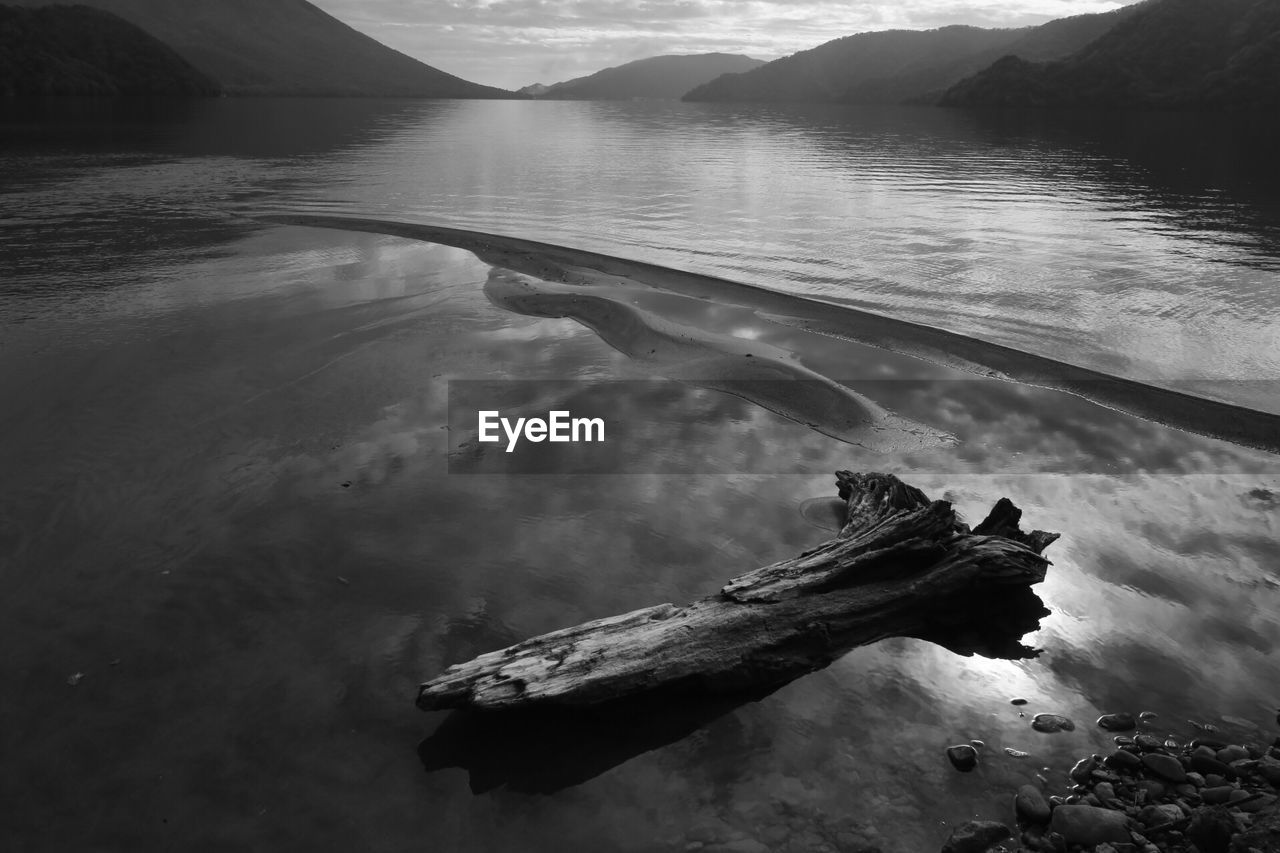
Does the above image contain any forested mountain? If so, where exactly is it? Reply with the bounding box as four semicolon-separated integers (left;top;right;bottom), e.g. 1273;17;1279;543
683;6;1142;105
6;0;514;97
524;54;765;100
0;5;220;96
941;0;1280;108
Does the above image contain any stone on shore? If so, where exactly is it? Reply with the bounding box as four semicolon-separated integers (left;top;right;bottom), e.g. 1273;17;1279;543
1048;804;1131;845
1137;803;1183;827
940;820;1012;853
1014;784;1052;824
1228;802;1280;852
1106;749;1142;772
1142;752;1188;783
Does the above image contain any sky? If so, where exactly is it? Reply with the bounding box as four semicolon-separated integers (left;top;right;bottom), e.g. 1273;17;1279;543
309;0;1132;91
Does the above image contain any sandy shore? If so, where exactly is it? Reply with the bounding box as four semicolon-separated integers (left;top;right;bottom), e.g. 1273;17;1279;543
263;214;1280;457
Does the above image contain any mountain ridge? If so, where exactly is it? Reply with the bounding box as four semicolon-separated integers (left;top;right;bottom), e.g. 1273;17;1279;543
5;0;515;97
0;4;221;96
683;5;1144;105
940;0;1280;108
525;53;766;100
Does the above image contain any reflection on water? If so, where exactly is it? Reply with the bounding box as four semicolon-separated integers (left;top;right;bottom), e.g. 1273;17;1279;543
1;99;1279;853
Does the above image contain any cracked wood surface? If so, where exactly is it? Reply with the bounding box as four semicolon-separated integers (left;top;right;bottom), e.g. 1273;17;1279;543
417;471;1058;712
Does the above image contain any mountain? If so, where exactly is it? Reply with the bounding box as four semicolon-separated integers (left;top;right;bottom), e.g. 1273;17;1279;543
683;6;1142;105
940;0;1280;109
0;5;220;96
6;0;514;97
528;53;766;100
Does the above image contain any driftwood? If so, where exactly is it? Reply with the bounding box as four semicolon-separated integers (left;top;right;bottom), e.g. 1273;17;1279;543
417;472;1058;713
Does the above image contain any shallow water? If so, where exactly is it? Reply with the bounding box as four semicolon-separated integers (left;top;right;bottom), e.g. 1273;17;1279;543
1;98;1279;852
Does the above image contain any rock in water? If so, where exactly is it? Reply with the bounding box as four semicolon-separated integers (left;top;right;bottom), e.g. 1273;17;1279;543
1097;713;1136;732
940;820;1012;853
947;744;979;772
1031;713;1075;733
1048;805;1131;845
1014;785;1052;824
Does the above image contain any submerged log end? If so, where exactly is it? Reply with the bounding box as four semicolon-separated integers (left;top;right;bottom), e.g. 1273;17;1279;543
972;495;1061;556
834;470;933;536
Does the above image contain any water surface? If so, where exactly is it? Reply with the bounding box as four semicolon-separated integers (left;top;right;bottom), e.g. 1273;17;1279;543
2;98;1279;853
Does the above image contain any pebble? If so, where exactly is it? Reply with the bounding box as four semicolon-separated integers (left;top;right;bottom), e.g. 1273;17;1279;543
1069;756;1098;783
1011;698;1028;706
1029;723;1280;853
1139;711;1159;721
1134;779;1166;800
940;820;1011;853
946;744;978;772
1105;749;1142;772
1240;793;1279;813
1134;733;1164;751
1201;785;1234;804
1031;713;1075;733
1014;784;1052;824
969;739;985;749
1004;747;1030;758
1138;803;1183;827
1229;758;1258;777
1142;752;1188;783
1048;804;1130;845
1258;756;1280;785
1189;753;1234;779
1097;712;1136;732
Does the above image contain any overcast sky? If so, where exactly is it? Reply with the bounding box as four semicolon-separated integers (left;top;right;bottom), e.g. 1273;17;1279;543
309;0;1131;91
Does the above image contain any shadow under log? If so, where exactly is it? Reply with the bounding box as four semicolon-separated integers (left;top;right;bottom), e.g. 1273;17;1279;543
416;471;1057;792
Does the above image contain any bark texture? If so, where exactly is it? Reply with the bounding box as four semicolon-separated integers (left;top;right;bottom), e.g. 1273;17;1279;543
417;471;1058;712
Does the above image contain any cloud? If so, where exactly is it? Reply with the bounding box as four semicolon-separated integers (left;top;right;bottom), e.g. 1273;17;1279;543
311;0;1133;89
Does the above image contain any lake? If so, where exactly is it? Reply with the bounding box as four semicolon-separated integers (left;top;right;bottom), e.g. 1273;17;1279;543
1;98;1278;852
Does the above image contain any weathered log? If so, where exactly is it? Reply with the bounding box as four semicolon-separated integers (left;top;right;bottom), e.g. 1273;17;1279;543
417;471;1059;712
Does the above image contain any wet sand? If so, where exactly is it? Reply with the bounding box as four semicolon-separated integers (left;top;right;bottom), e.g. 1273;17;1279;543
263;214;1280;456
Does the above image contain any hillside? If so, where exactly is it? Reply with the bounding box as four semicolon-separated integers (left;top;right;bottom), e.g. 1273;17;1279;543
526;54;766;100
941;0;1280;108
683;6;1142;105
6;0;514;97
846;5;1145;104
0;5;220;96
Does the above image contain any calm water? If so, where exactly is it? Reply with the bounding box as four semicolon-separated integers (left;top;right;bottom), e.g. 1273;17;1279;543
2;98;1279;852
